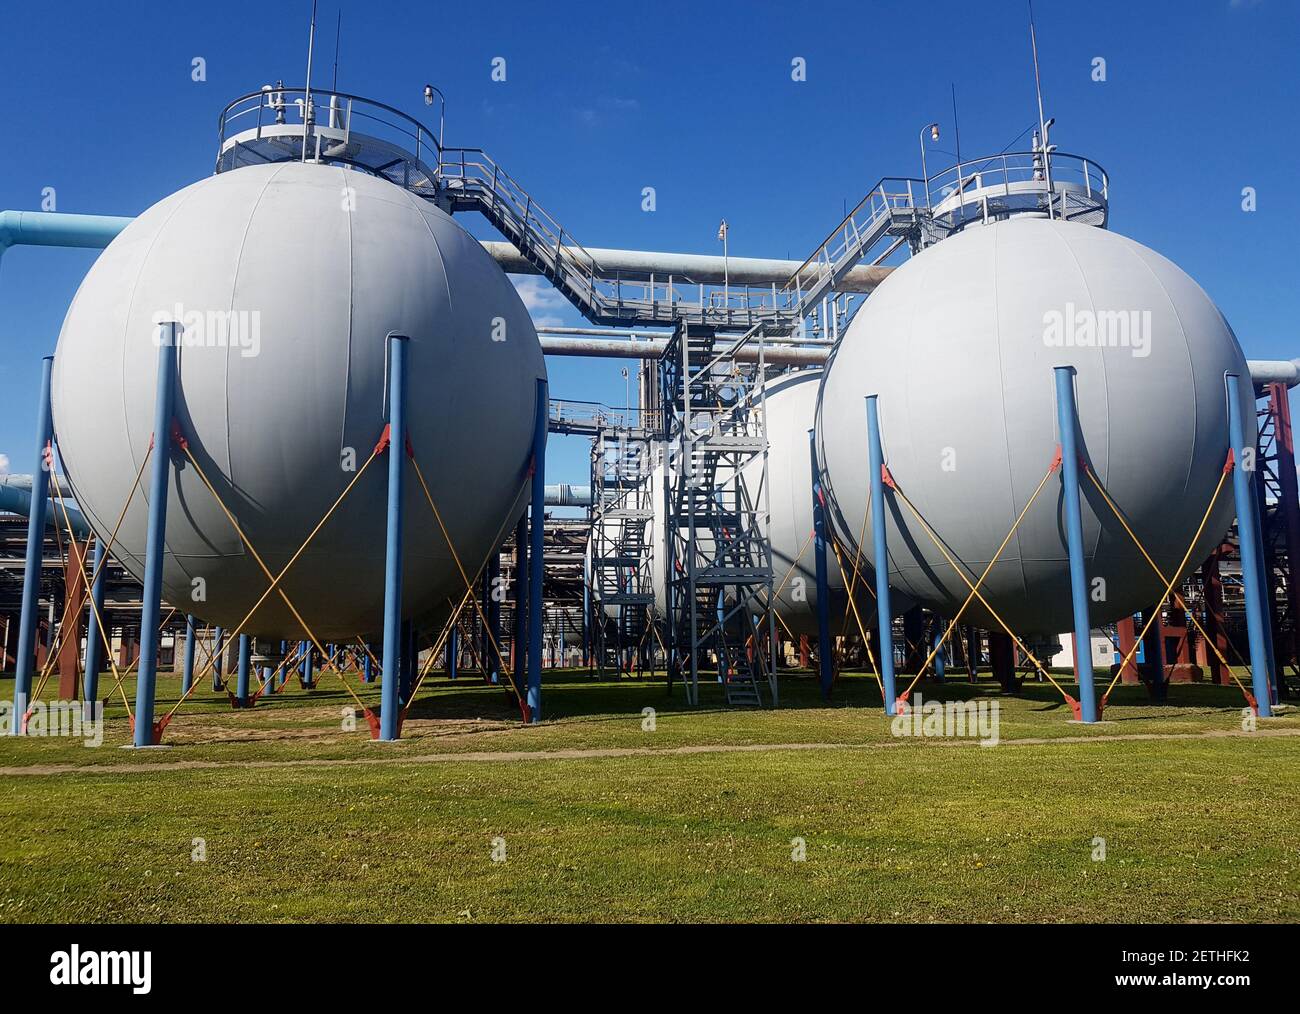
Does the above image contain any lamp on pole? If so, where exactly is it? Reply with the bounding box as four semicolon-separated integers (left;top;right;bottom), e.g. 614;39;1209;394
919;123;940;206
717;219;729;311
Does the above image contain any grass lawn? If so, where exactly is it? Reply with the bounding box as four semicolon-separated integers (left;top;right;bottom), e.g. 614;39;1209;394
0;667;1297;922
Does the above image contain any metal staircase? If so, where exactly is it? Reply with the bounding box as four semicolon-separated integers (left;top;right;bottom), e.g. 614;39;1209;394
659;321;777;706
588;425;657;677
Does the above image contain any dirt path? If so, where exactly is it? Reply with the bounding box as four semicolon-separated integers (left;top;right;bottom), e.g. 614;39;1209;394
2;726;1298;778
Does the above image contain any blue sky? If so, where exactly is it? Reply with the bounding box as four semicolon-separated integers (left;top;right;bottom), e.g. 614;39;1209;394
1;0;1297;483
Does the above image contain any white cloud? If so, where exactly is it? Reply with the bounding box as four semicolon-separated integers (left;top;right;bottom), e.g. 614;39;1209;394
511;276;568;327
0;453;9;475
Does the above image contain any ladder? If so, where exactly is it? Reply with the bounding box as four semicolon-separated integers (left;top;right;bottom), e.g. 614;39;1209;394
660;321;776;706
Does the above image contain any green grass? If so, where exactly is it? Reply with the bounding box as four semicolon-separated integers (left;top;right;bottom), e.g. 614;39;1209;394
1;668;1297;922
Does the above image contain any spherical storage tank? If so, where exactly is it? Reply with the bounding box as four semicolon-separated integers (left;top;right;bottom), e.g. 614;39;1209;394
816;216;1252;636
53;162;546;640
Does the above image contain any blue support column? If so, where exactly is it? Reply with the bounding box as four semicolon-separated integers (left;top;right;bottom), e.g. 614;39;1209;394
300;640;314;687
211;627;225;691
235;634;251;707
181;614;196;695
1227;373;1274;717
865;395;899;714
527;378;548;722
379;334;409;740
11;356;54;727
278;640;288;686
1054;366;1098;724
133;324;178;747
448;625;459;680
809;429;834;700
488;550;501;685
82;537;108;720
933;620;946;683
363;649;373;684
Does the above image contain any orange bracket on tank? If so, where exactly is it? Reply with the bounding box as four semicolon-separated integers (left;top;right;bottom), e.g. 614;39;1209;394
127;713;172;745
373;424;392;456
880;463;896;489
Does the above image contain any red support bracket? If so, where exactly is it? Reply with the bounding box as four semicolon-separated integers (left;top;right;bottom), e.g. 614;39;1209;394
1049;445;1063;472
226;690;256;710
1243;690;1259;716
880;463;897;490
1064;694;1082;722
127;713;171;745
373;423;392;456
169;419;189;452
895;689;911;714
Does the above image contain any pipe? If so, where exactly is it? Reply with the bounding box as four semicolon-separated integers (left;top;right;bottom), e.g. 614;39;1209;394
1054;365;1098;724
0;211;134;268
380;333;409;740
1;211;892;292
539;335;829;366
0;480;91;537
133;324;178;745
483;240;892;292
1227;372;1274;717
1246;358;1300;388
11;357;54;724
544;483;591;506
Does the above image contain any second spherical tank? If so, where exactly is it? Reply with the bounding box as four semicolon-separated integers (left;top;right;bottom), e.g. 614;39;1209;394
816;216;1251;635
52;162;546;640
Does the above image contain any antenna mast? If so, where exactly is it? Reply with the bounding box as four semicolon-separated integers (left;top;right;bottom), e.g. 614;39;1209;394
302;0;318;163
332;10;342;91
1028;0;1054;219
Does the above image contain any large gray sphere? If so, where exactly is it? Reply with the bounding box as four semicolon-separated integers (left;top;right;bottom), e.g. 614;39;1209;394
816;217;1251;635
53;162;545;640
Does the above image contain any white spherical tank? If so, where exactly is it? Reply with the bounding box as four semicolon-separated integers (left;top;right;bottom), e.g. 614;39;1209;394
52;162;545;640
817;217;1252;635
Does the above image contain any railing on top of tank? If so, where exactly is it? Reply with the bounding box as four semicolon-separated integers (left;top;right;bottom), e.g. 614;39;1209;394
216;86;444;171
924;150;1109;221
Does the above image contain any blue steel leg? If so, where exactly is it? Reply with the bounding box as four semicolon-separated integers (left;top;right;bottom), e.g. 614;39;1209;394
278;640;288;687
133;324;178;746
11;356;54;728
865;395;899;714
527;378;548;722
488;550;501;685
1054;366;1098;724
399;622;413;703
933;620;946;683
363;648;373;684
380;334;409;740
300;641;314;688
181;614;196;695
514;514;528;688
448;625;459;680
809;429;833;700
235;634;251;707
82;537;108;720
212;627;225;691
1227;373;1274;717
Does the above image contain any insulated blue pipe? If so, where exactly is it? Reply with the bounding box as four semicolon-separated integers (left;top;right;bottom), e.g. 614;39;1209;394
0;210;132;270
809;429;833;699
83;537;108;719
133;325;178;746
1054;366;1098;724
1227;373;1274;717
181;614;196;695
235;634;251;707
380;334;409;740
0;483;91;538
865;395;899;714
10;357;53;725
212;627;225;690
527;377;548;722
